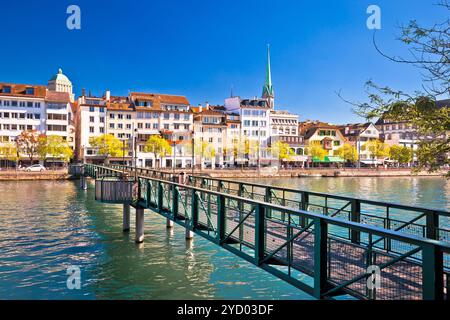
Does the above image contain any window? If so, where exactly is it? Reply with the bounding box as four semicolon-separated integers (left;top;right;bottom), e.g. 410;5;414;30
34;113;40;119
110;113;115;119
184;114;190;120
126;124;131;129
89;107;95;112
100;127;104;133
25;87;34;95
34;102;40;108
27;102;33;107
243;120;250;127
100;117;105;123
109;123;115;129
90;116;94;122
126;114;132;120
89;127;94;133
145;123;151;129
99;107;105;113
11;101;17;107
2;86;11;93
19;113;25;119
118;114;123;119
153;123;158;129
138;123;143;129
164;124;169;130
174;114;180;120
118;123;123;129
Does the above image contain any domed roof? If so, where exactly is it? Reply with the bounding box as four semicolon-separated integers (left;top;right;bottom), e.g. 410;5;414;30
49;68;70;82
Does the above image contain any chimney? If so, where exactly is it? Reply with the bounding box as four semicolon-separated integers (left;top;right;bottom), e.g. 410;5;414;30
199;104;203;112
205;102;209;110
105;90;111;102
81;88;86;97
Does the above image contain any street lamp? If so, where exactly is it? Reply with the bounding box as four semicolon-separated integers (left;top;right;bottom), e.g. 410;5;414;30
191;130;195;175
172;133;176;173
121;139;126;174
134;128;138;181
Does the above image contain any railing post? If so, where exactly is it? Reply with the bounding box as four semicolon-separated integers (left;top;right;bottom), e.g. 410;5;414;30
350;199;361;244
426;210;439;240
422;243;444;300
217;194;226;245
146;180;151;207
264;187;272;219
254;203;266;265
172;185;179;219
313;217;328;299
191;190;199;230
300;191;309;228
157;181;163;213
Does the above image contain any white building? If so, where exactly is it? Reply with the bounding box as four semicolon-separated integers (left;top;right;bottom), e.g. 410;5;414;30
0;69;74;166
224;96;271;166
76;91;194;168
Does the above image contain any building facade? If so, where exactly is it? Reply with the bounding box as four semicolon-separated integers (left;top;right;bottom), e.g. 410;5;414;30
0;69;74;166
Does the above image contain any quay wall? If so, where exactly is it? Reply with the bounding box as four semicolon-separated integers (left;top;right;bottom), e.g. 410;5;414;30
0;168;446;181
0;170;74;181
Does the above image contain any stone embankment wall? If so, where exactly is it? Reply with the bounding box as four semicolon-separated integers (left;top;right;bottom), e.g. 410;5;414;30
0;170;73;181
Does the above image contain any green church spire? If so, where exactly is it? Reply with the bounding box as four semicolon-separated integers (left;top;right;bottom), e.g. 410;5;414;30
262;44;274;108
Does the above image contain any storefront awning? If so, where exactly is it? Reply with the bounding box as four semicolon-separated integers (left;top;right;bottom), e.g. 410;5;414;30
312;156;344;163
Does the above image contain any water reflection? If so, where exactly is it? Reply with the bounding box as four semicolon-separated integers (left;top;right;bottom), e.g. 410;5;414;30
0;180;309;300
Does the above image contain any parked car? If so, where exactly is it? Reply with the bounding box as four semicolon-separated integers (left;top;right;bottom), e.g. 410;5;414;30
25;164;46;172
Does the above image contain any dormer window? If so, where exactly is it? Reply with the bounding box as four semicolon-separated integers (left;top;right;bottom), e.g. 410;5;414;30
2;86;11;93
25;87;34;95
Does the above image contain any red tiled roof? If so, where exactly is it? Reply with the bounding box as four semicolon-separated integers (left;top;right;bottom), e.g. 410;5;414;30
0;83;47;98
130;92;190;105
45;91;70;103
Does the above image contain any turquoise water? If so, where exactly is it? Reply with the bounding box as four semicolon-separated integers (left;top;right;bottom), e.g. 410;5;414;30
0;176;448;299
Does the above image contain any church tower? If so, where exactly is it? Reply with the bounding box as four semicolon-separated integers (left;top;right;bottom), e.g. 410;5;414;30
262;45;274;109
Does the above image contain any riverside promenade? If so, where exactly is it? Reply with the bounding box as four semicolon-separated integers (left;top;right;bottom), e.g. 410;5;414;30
0;167;446;180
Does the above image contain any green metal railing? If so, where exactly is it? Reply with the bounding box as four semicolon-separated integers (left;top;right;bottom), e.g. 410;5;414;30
103;165;450;245
83;164;450;300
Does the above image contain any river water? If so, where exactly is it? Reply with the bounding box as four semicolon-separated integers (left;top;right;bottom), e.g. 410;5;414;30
0;176;448;299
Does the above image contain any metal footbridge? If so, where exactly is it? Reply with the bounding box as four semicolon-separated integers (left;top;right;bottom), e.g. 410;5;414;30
72;164;450;300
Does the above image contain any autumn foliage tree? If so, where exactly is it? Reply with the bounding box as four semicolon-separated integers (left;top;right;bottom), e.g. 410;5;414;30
89;134;125;163
15;130;42;164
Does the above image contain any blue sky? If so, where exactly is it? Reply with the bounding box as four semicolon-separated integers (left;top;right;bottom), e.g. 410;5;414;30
0;0;447;123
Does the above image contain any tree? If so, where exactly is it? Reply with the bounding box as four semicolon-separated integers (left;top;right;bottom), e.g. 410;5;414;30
194;139;215;170
340;1;450;175
144;135;172;168
37;135;74;167
362;140;390;164
89;134;124;163
269;140;294;169
336;143;358;163
389;145;414;166
0;142;19;169
15;130;42;164
306;141;328;164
